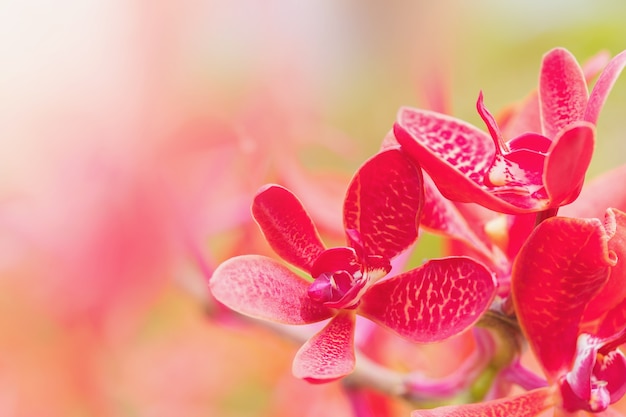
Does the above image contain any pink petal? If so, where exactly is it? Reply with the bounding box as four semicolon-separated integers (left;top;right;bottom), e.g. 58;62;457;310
583;208;626;330
543;121;595;206
394;108;544;213
343;148;424;260
508;132;552;153
539;48;588;138
585;50;626;125
511;215;616;381
358;257;497;343
394;108;494;200
410;387;553;417
252;184;326;273
501;50;609;139
209;255;334;324
292;311;356;382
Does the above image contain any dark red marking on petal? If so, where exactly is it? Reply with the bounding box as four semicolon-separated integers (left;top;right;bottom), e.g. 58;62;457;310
292;310;356;383
539;47;588;138
358;257;497;343
210;255;334;324
344;148;424;260
252;184;326;272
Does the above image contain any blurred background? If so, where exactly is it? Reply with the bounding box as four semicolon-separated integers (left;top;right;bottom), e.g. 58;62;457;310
1;1;625;416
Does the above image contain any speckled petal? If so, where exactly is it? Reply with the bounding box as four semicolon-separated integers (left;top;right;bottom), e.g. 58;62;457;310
209;255;334;324
343;148;423;259
358;257;497;343
252;184;326;272
394;108;547;213
292;311;356;383
539;48;588;138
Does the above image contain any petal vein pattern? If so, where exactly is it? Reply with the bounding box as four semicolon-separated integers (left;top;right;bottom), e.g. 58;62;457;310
343;148;424;260
512;216;615;381
252;184;326;273
358;257;496;342
209;255;334;324
292;311;356;382
395;109;494;191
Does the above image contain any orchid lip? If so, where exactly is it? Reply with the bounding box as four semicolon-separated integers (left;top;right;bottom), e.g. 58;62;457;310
307;245;391;309
561;332;626;412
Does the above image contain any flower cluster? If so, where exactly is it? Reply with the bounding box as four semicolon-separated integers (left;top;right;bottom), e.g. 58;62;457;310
209;47;626;416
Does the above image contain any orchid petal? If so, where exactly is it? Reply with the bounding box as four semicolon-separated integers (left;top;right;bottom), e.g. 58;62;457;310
410;387;553;417
508;132;552;153
252;184;326;272
358;257;497;343
539;48;588;138
343;148;424;259
292;311;356;383
209;255;334;324
583;208;626;330
394;108;494;203
502;50;610;139
543;121;595;206
597;351;626;404
395;108;545;213
511;216;616;381
585;50;626;125
310;247;359;279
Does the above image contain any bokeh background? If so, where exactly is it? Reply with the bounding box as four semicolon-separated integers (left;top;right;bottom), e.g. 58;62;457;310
1;1;626;416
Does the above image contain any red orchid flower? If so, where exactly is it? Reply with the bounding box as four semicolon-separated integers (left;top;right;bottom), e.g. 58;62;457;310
393;48;626;214
512;209;626;414
412;208;626;416
210;148;497;382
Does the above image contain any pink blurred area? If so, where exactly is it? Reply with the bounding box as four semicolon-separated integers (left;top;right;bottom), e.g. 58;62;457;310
2;1;626;416
0;1;393;416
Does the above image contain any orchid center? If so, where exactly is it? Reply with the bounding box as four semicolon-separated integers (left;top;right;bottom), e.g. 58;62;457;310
476;91;549;195
307;246;391;309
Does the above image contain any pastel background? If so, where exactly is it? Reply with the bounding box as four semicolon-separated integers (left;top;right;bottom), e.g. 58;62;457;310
1;1;625;416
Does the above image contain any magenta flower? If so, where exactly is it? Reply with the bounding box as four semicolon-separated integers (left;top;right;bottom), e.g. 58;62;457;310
512;208;626;414
412;208;626;416
210;148;497;382
393;48;626;214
